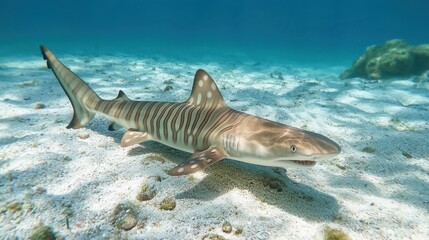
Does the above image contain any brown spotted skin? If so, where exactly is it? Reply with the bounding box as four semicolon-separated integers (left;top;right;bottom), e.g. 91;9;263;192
41;46;341;176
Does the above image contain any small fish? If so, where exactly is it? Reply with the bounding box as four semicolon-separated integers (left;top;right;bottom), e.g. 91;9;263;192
41;46;341;176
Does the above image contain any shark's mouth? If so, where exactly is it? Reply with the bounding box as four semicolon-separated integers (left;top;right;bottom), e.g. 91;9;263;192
292;160;317;166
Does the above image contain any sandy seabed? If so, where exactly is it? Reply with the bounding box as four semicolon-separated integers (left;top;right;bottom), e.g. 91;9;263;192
0;52;428;239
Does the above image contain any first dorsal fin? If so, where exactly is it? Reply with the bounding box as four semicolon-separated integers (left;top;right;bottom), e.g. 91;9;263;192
115;90;130;101
186;69;227;108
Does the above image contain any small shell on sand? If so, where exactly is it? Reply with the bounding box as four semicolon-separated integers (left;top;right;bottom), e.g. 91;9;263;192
222;221;232;233
234;226;243;235
323;227;351;240
159;197;176;211
33;103;46;109
78;133;90;139
111;202;138;231
30;223;56;240
136;183;156;201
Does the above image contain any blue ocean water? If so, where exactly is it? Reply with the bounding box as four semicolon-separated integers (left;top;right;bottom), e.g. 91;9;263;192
1;0;428;64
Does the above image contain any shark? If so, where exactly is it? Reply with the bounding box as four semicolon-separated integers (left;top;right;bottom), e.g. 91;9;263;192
40;45;341;176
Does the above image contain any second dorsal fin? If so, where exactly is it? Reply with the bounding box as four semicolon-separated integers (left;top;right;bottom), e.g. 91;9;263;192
115;90;130;101
186;69;227;109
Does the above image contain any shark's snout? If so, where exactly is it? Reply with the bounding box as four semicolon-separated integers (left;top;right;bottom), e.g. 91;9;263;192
308;131;341;156
322;137;341;156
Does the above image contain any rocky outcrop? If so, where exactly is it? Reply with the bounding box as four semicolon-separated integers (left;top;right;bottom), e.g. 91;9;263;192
340;39;429;80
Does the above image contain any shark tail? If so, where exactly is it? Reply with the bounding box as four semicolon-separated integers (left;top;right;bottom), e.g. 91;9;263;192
41;45;101;129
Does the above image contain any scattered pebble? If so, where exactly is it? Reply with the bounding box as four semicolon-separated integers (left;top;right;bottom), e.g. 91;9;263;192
234;226;243;235
362;146;376;153
323;227;351;240
188;175;197;182
30;223;56;240
389;117;417;131
263;177;282;192
164;85;173;92
33;103;46;109
202;233;225;240
111;202;138;231
152;175;162;182
335;164;347;170
333;214;343;222
62;202;73;218
160;197;176;211
270;71;284;80
222;221;232;233
136;183;156;201
35;186;46;194
5;172;15;181
267;180;282;191
145;154;166;163
16;79;37;87
22;202;33;213
136;221;145;229
78;133;90;139
401;150;413;159
5;201;23;213
1;202;25;220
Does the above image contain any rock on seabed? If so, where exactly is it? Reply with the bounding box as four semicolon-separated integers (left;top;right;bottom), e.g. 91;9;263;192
340;39;429;79
111;202;138;231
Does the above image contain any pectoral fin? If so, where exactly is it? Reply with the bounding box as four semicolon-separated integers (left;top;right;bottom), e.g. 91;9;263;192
120;130;152;147
168;146;228;176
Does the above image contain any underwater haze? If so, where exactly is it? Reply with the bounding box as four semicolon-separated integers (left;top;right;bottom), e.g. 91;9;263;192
1;0;429;63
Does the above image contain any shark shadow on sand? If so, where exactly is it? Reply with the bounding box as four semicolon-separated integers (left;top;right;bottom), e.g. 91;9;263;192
128;142;340;222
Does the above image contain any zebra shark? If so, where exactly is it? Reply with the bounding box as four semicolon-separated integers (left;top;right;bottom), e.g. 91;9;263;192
41;45;341;176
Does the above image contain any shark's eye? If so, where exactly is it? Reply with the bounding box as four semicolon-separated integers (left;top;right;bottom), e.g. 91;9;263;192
290;145;297;153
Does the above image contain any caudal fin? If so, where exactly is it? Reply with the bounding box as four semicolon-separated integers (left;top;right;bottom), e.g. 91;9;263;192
41;45;101;129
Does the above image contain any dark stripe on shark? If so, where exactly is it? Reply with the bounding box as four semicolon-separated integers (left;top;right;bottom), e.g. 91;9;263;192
133;101;146;130
193;101;219;147
125;101;139;124
177;104;190;142
154;103;169;140
202;108;234;147
183;106;197;145
114;101;128;118
142;102;156;134
171;103;188;143
162;103;177;141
